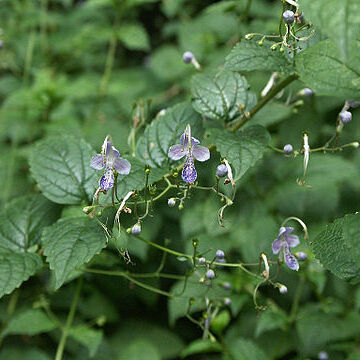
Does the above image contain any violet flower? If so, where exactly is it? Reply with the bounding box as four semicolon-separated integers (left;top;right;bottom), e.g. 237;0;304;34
168;125;210;183
272;227;300;271
90;139;131;191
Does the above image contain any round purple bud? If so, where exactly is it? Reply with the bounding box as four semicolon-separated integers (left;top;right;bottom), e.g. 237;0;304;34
183;51;194;64
279;285;288;294
131;223;141;235
216;249;225;259
347;100;360;108
340;110;352;124
283;10;295;24
303;88;313;96
224;297;231;306
318;351;329;360
168;198;176;207
296;252;307;261
206;269;215;279
223;282;232;290
283;144;293;154
199;257;206;265
216;164;228;178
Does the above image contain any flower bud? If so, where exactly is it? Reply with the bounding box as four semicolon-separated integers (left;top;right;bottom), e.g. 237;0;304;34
245;33;254;40
198;257;206;265
283;144;293;154
82;206;95;214
350;142;359;148
279;284;288;294
301;88;313;97
283;10;295;24
296;251;307;261
168;198;176;207
224;297;231;306
182;51;194;64
270;43;278;51
258;39;264;46
340;110;352;124
131;223;141;235
216;164;228;178
206;269;215;279
178;203;184;211
216;249;225;259
223;282;232;290
318;351;328;360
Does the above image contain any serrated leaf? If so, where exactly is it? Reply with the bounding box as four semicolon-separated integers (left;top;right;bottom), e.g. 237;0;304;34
209;125;271;181
117;23;150;51
0;195;59;298
2;309;57;337
225;40;294;73
0;252;42;298
42;217;106;289
300;0;360;62
296;39;360;98
312;214;360;283
191;70;256;122
69;325;103;357
0;194;60;253
135;102;203;168
30;136;97;205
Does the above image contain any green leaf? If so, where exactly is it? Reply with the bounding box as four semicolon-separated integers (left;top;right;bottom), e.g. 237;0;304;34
300;0;360;62
0;194;60;253
255;307;288;337
296;39;360;98
0;252;42;298
191;70;256;122
2;309;57;337
0;195;60;298
225;40;293;73
135;102;203;168
117;23;150;51
224;338;269;360
210;310;231;334
296;305;360;354
209;125;271;181
117;340;161;360
69;325;103;357
42;217;106;289
30;136;98;205
312;213;360;283
0;348;51;360
180;339;222;358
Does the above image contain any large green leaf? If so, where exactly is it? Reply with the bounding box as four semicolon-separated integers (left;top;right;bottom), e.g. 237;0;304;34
69;325;103;357
42;217;106;289
2;309;57;337
117;23;150;51
0;252;42;298
0;195;60;298
300;0;360;62
296;39;360;98
191;70;256;122
135;102;203;168
208;125;271;181
225;40;293;73
0;194;60;253
224;338;269;360
312;213;360;283
30;136;98;205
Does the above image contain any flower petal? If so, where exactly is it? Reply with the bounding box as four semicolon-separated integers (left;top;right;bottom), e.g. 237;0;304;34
286;234;300;248
284;247;299;271
106;142;120;166
272;239;283;255
114;157;131;175
180;133;200;146
90;154;105;170
182;156;197;183
168;144;186;160
99;167;114;190
193;145;210;162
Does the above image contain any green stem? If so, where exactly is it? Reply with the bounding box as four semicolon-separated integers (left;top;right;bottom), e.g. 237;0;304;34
55;277;83;360
289;274;305;322
229;73;298;132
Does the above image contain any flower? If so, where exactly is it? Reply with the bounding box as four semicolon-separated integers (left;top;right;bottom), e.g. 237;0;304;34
272;227;300;271
90;139;131;191
168;125;210;183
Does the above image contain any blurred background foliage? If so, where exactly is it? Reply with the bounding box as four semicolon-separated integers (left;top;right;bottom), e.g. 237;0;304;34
0;0;360;359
